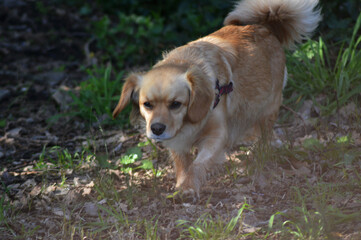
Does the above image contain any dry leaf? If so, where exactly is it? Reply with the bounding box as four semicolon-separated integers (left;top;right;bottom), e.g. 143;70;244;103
82;187;92;196
30;185;42;196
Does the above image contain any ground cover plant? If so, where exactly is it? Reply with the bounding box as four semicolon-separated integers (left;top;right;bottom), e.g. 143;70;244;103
0;0;360;239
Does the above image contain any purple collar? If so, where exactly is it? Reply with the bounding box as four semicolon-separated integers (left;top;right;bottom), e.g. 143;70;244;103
213;80;233;108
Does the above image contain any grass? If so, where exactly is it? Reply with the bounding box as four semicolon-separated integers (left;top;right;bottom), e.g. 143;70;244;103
177;202;252;239
2;122;360;239
62;14;361;128
268;182;361;239
261;135;361;239
284;13;361;116
67;63;129;126
35;145;92;171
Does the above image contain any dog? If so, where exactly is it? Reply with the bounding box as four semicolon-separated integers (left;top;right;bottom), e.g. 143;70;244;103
113;0;321;199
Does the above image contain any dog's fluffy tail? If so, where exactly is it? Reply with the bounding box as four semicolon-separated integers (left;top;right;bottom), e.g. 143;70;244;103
224;0;322;48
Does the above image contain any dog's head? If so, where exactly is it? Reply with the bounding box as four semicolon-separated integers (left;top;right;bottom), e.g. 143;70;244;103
113;65;214;141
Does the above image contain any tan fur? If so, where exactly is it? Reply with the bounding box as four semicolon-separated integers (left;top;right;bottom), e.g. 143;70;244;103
113;0;321;197
112;74;140;118
186;67;214;123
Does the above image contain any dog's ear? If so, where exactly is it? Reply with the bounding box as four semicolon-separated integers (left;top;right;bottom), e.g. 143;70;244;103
112;74;141;119
186;67;214;123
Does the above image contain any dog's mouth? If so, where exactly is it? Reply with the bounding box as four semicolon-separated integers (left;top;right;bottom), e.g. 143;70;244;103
147;132;173;141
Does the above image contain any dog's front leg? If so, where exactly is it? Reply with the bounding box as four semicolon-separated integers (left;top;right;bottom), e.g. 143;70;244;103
173;126;227;198
170;150;193;191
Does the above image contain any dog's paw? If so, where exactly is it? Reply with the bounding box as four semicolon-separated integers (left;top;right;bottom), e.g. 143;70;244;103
170;185;199;203
179;188;199;203
175;176;200;203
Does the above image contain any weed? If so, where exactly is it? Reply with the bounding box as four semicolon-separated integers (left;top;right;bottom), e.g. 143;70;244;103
268;179;361;239
86;202;130;238
137;139;163;179
0;119;6;128
0;193;11;225
68;63;129;125
177;202;251;239
94;175;121;203
35;146;90;171
284;13;361;116
140;217;159;240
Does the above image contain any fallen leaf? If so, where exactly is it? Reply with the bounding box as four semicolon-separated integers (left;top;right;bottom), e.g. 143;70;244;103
30;185;42;196
82;187;92;196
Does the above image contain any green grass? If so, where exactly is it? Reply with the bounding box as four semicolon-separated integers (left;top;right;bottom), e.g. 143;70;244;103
3;129;360;239
261;135;361;239
268;182;361;239
284;13;361;116
67;63;129;126
177;202;252;239
35;146;91;171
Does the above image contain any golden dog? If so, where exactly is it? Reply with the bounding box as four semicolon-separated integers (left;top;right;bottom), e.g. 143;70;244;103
113;0;321;199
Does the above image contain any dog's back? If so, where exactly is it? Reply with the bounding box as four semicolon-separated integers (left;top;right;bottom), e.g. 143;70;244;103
196;0;322;147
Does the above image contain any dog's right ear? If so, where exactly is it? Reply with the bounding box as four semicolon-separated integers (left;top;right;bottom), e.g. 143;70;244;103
112;74;141;119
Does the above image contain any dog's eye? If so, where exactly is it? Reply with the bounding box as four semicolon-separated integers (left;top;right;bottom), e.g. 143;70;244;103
143;102;153;110
169;101;181;110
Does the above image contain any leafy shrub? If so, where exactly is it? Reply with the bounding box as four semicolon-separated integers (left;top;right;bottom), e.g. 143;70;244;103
89;0;232;66
319;0;361;42
92;13;167;67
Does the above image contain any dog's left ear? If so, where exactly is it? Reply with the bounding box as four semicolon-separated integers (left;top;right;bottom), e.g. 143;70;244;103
112;74;141;119
186;67;214;123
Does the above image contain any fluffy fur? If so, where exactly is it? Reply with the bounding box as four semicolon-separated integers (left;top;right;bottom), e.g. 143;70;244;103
113;0;321;198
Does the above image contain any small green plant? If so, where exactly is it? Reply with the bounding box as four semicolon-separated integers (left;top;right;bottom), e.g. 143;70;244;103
0;194;11;225
69;63;128;125
285;13;361;115
0;119;6;128
35;146;89;170
140;217;159;240
177;202;251;239
268;183;361;239
88;203;130;237
137;140;163;178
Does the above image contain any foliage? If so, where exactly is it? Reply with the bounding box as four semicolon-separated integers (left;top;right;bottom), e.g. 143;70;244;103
92;13;166;67
284;13;361;115
58;0;231;66
319;0;361;42
68;64;129;125
89;0;231;66
35;146;90;170
54;0;360;67
268;184;361;239
57;0;361;124
177;202;251;239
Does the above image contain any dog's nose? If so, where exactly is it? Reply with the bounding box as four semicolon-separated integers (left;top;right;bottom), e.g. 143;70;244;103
151;123;166;136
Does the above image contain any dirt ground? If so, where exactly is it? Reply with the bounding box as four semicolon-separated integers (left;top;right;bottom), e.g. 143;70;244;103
1;2;361;240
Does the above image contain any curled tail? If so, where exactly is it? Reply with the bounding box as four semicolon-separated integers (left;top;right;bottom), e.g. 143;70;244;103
224;0;322;48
